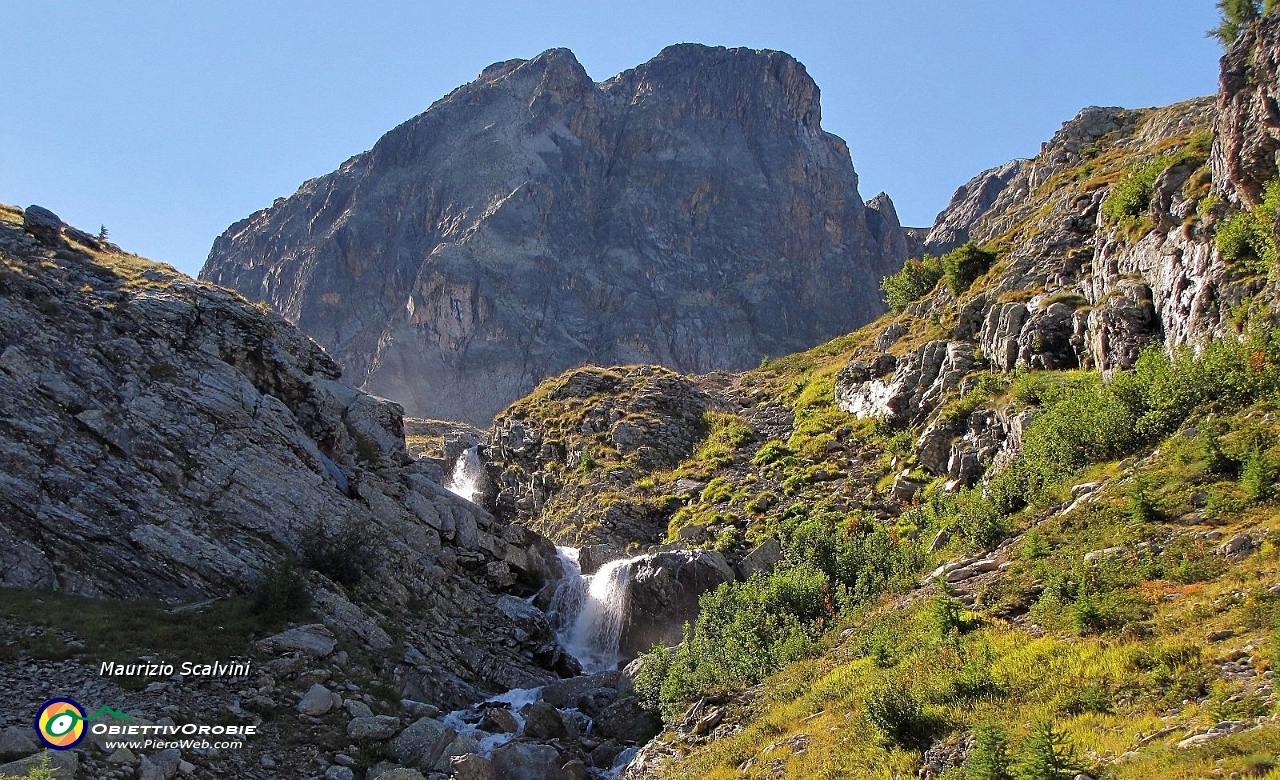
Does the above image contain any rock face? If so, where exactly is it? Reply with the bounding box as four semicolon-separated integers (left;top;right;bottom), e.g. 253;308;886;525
1213;11;1280;207
200;45;907;424
619;550;735;659
923;159;1025;254
0;206;570;709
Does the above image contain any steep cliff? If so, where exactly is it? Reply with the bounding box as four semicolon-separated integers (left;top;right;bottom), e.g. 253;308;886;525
200;45;907;424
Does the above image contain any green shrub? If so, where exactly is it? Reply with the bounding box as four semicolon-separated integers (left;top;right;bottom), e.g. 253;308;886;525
1102;158;1168;222
630;646;673;716
252;558;312;623
752;440;791;467
660;566;826;707
1021;528;1050;560
1215;179;1280;272
967;721;1013;780
1013;720;1080;780
926;593;967;642
1240;446;1274;501
1125;477;1159;523
942;242;998;295
865;679;931;749
882;255;943;311
299;515;383;587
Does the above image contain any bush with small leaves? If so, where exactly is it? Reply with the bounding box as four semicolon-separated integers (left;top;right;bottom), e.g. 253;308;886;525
299;515;383;587
865;679;931;749
941;242;998;295
966;721;1013;780
882;255;943;311
1013;720;1079;780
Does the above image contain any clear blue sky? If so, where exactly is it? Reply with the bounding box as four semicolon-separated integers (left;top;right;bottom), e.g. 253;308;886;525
1;1;1222;276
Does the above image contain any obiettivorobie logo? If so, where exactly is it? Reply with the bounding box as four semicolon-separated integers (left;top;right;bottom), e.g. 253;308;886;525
34;699;131;750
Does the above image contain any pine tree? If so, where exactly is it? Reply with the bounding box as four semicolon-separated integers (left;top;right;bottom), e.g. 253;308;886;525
966;721;1012;780
1013;720;1078;780
97;224;109;242
1209;0;1261;46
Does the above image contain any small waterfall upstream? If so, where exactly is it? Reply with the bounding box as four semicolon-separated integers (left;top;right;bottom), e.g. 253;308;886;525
444;445;485;504
436;546;643;777
548;547;640;674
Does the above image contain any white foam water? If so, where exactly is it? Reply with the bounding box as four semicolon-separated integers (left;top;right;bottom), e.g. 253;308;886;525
444;445;485;504
438;547;644;777
548;547;640;674
440;685;544;757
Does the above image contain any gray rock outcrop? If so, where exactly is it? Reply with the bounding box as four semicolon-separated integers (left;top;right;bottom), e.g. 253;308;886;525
200;45;907;424
619;549;735;659
0;209;569;711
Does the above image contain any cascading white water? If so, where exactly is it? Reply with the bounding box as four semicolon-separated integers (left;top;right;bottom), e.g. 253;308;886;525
444;445;485;504
548;546;640;673
436;547;643;778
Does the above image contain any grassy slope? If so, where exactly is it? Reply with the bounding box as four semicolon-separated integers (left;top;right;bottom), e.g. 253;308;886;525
643;400;1280;779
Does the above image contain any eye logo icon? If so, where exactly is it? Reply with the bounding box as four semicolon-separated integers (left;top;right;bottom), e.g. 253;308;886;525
35;699;87;749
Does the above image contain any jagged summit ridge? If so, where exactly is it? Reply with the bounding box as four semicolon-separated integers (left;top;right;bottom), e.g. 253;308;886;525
201;44;907;424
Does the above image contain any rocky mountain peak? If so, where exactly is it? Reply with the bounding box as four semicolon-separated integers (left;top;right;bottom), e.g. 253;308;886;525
202;45;906;424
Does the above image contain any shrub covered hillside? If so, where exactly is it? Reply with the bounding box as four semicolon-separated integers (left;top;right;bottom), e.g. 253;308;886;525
466;10;1280;780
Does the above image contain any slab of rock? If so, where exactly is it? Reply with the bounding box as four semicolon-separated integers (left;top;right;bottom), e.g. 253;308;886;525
0;749;78;779
348;715;402;740
387;717;446;769
0;726;38;762
256;624;337;658
521;701;568;740
478;706;519;734
595;696;661;743
734;537;783;580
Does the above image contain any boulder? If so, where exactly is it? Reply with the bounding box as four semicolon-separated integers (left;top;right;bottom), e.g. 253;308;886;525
619;550;736;659
891;473;927;503
734;537;783;580
521;701;568;740
386;717;446;769
430;731;481;773
490;742;565;780
561;759;589;780
298;683;339;716
595;696;661;743
539;672;621;709
451;753;497;780
478;706;519;734
0;726;39;762
22;205;62;244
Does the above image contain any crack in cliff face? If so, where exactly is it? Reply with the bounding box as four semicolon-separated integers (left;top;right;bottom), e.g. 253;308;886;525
201;44;909;424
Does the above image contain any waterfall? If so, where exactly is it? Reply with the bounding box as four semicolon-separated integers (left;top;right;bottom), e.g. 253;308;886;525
548;547;639;674
445;445;485;504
